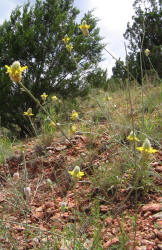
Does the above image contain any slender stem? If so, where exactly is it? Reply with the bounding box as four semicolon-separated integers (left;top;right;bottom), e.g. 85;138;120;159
29;116;37;137
148;57;161;82
139;20;146;131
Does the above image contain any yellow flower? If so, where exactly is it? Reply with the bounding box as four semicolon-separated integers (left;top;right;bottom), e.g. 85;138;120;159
5;61;27;83
71;110;79;120
136;138;157;154
52;95;58;101
144;49;150;57
79;20;90;36
62;34;70;44
49;121;56;127
127;131;140;142
66;43;73;53
24;108;34;116
69;124;76;134
104;94;112;101
41;92;48;101
60;202;68;211
68;166;84;179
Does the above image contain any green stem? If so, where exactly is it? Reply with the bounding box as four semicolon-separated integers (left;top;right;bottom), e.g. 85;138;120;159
29;116;37;137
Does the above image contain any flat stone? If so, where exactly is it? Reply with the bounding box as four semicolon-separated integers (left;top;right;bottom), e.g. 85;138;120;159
152;212;162;219
55;145;67;151
141;204;162;212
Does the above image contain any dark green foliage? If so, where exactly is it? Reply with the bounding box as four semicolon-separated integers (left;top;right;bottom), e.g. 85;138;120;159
112;59;127;82
123;0;162;82
0;0;104;136
86;68;108;89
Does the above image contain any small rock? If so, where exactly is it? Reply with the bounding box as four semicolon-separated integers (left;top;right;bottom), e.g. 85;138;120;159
156;230;162;241
157;244;162;250
46;146;54;150
156;220;162;229
104;217;113;226
81;152;86;157
157;197;162;203
144;211;152;218
103;237;119;248
152;212;162;219
146;232;156;240
140;239;155;247
137;246;146;250
150;161;159;167
55;145;67;151
155;165;162;173
141;204;162;212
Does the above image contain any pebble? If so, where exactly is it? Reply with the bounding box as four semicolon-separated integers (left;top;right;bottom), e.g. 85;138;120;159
152;211;162;219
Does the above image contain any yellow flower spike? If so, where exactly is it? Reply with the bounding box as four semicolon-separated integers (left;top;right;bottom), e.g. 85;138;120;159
68;166;84;180
127;131;140;142
5;61;27;83
71;110;79;120
66;43;73;53
136;138;157;154
62;34;70;44
24;108;34;116
41;92;48;101
79;20;90;36
52;95;58;101
144;49;150;57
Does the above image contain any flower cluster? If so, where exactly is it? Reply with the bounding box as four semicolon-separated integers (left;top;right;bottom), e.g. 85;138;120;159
69;124;77;134
127;131;140;142
144;49;150;57
66;43;73;53
41;92;48;102
62;34;73;53
24;108;34;117
79;20;90;36
68;166;84;180
71;110;79;120
136;138;157;154
62;34;70;44
52;95;58;101
5;61;27;83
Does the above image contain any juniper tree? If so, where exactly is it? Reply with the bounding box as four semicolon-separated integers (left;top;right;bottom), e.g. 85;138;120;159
0;0;104;136
123;0;162;82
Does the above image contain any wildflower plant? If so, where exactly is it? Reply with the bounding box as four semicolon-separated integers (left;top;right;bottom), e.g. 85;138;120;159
127;131;140;142
134;138;158;192
79;20;90;36
136;138;157;155
5;61;27;83
144;48;150;57
62;34;70;44
71;110;79;120
69;124;77;134
23;108;34;117
52;96;58;102
66;43;73;53
68;166;84;180
41;92;48;102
